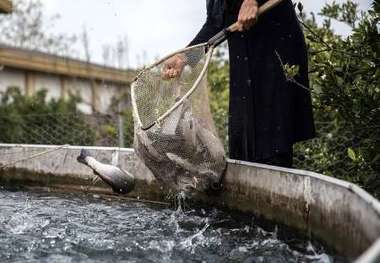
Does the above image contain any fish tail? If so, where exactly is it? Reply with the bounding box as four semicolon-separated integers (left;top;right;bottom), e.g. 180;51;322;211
77;149;92;164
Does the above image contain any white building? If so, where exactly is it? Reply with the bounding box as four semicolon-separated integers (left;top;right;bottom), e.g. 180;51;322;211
0;44;135;114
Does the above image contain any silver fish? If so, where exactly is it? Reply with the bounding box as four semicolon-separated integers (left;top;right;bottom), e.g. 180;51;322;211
134;100;226;195
77;149;135;194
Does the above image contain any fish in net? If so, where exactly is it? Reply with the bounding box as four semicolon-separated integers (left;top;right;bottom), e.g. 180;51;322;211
132;45;226;194
131;0;283;195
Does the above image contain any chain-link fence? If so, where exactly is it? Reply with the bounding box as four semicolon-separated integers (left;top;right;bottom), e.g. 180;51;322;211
0;112;363;169
0;112;134;148
0;112;363;167
0;111;377;196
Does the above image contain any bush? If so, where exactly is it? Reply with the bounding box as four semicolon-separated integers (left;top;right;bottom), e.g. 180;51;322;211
207;1;380;197
0;87;96;145
208;48;230;151
294;0;380;197
122;108;135;148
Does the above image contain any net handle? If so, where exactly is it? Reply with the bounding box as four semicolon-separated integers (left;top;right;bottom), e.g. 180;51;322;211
134;0;283;75
132;0;284;129
151;0;285;127
208;0;284;47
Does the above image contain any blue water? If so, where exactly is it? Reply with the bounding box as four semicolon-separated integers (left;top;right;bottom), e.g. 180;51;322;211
0;189;345;262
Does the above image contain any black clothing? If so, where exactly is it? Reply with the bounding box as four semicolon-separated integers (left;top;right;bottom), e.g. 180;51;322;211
256;152;293;168
190;0;315;166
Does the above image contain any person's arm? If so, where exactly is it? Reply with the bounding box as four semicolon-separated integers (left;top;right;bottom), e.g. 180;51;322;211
191;0;259;44
162;0;224;79
162;0;259;79
188;0;224;46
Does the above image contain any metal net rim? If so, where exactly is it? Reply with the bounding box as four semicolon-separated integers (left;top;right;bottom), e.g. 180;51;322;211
131;44;213;130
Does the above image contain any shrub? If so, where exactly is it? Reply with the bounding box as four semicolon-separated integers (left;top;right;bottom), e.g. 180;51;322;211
0;87;96;145
207;1;380;197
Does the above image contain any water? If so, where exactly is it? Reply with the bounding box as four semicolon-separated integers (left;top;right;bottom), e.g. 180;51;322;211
0;189;346;263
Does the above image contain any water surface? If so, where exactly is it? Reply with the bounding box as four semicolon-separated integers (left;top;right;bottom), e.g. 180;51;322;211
0;189;345;262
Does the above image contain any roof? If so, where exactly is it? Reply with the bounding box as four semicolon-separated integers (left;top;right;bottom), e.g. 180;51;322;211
0;44;135;85
0;0;12;14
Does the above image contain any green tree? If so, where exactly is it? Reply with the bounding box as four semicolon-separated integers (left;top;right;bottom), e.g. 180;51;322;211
0;87;96;145
208;47;230;151
294;0;380;197
207;1;380;197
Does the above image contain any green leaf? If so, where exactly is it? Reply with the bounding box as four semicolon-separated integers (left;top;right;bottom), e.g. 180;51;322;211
347;148;356;161
283;64;300;79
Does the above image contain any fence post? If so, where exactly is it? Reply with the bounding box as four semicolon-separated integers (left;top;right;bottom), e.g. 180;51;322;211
118;101;125;148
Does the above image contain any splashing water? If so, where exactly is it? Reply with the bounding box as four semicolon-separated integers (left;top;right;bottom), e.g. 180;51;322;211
0;188;347;262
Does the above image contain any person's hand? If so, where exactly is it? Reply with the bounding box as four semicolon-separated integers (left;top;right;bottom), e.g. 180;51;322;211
161;53;186;80
237;0;259;31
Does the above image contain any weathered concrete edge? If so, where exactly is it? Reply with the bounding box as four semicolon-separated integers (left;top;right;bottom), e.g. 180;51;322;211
0;143;135;152
191;158;380;260
2;143;378;211
0;144;163;201
0;144;379;262
227;158;380;215
355;238;380;263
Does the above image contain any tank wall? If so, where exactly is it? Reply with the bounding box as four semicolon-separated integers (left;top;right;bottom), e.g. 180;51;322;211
205;159;380;260
0;144;379;261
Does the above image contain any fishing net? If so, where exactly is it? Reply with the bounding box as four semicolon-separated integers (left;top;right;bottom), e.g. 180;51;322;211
132;45;226;194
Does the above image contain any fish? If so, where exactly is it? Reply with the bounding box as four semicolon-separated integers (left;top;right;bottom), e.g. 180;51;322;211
77;149;135;194
134;99;226;195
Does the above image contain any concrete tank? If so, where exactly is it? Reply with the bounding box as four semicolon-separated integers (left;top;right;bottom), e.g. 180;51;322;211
0;144;379;262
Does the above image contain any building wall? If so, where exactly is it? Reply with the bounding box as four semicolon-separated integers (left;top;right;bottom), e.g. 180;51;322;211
66;77;93;114
34;72;61;101
0;67;26;94
0;66;129;114
97;82;121;113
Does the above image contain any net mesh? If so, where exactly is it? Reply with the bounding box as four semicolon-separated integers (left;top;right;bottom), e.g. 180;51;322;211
132;46;226;194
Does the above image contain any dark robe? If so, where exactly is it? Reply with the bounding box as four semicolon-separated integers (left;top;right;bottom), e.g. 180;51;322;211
189;0;315;165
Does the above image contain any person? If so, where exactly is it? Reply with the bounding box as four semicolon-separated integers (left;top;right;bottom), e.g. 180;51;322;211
162;0;315;168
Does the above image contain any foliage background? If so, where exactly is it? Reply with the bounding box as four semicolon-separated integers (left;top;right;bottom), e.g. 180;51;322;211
0;87;134;147
208;0;380;198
